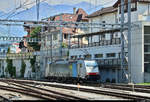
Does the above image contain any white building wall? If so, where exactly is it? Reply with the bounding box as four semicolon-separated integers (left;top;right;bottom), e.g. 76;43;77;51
88;12;118;43
118;2;150;23
130;22;144;83
89;12;117;33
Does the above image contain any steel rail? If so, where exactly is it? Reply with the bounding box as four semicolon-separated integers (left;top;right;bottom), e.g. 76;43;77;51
0;79;87;101
1;79;150;101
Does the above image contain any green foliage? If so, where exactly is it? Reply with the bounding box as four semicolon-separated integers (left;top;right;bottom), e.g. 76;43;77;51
67;51;69;56
7;47;11;54
6;58;16;77
28;27;41;51
137;83;150;85
20;60;26;77
30;27;41;38
30;56;36;72
62;42;68;48
28;42;41;51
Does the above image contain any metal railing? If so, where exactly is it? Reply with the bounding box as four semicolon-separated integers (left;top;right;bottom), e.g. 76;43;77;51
97;59;122;67
71;38;121;49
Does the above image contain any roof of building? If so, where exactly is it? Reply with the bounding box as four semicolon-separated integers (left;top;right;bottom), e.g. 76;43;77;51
13;43;19;46
23;35;30;38
46;8;88;34
88;0;150;18
44;8;88;22
87;6;117;18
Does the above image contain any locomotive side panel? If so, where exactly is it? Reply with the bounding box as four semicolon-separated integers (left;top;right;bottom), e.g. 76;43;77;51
72;63;78;78
49;64;72;77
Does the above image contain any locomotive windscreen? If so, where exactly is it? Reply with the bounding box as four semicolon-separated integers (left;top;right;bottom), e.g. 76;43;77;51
84;60;99;75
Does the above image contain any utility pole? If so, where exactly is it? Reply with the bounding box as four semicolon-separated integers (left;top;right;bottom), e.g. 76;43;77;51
121;0;125;82
50;25;53;64
128;0;132;83
59;15;63;57
36;0;40;21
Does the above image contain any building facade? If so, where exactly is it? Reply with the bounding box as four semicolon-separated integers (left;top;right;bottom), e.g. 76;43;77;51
69;0;150;83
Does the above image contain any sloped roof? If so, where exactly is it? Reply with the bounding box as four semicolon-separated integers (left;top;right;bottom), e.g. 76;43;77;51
47;8;88;22
87;6;117;18
47;8;88;34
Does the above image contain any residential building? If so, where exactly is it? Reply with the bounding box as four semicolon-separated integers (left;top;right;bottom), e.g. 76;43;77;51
41;8;89;57
10;42;21;53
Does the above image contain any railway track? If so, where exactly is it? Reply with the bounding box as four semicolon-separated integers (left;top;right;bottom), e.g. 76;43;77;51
100;83;150;93
0;79;87;101
1;79;150;101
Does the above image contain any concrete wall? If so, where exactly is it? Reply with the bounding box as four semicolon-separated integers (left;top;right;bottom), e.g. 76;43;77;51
0;58;34;78
130;21;144;83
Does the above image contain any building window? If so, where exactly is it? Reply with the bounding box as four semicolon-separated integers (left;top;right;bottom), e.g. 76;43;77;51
84;54;91;59
144;26;150;73
95;54;103;58
107;53;116;58
71;56;77;60
144;26;150;34
144;45;150;52
119;2;137;14
102;21;106;27
118;53;121;59
144;36;150;43
53;34;57;40
144;54;150;62
64;34;68;39
115;33;118;38
102;35;105;40
144;63;150;73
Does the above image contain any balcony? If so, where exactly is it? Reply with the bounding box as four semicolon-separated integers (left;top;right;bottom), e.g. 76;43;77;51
70;38;121;49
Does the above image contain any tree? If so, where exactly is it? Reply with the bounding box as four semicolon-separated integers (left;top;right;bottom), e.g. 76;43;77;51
28;27;41;51
7;47;11;54
30;27;41;38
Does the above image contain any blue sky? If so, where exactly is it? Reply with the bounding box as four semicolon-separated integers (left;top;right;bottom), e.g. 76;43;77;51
0;0;117;37
0;0;117;12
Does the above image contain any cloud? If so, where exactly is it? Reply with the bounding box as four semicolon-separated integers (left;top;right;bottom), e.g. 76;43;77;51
45;0;116;6
0;0;116;12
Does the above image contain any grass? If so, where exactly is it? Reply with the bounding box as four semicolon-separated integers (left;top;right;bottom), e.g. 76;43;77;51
137;83;150;85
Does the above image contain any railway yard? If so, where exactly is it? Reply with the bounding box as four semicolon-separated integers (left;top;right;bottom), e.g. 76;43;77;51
0;79;148;101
